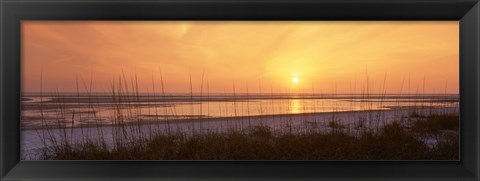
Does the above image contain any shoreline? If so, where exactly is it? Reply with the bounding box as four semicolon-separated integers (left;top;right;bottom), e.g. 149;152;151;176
22;94;459;104
21;106;459;160
21;106;458;131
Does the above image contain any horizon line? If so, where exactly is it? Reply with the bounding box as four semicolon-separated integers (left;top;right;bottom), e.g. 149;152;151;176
21;91;460;95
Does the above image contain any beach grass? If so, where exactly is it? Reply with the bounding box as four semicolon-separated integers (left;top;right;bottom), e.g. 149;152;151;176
410;114;459;134
25;71;459;160
39;112;459;160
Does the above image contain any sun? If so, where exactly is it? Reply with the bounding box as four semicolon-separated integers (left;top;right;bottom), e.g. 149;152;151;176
292;77;300;84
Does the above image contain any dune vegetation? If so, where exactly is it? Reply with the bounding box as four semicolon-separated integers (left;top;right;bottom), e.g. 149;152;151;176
27;73;459;160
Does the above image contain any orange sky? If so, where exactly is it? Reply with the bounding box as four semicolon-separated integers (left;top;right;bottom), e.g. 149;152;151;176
22;21;459;94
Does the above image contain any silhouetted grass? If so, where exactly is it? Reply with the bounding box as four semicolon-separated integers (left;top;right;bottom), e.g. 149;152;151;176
41;113;459;160
30;71;459;160
410;114;459;134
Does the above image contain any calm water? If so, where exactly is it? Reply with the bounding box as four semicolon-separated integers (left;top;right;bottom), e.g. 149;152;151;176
21;93;459;129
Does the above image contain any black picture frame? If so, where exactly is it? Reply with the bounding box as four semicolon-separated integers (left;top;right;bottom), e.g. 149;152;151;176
1;0;479;180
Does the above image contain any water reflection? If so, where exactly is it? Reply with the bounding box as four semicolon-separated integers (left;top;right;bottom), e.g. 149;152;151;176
21;94;459;129
290;99;302;114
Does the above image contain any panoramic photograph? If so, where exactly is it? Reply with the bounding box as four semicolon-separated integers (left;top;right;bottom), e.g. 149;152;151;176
21;21;459;160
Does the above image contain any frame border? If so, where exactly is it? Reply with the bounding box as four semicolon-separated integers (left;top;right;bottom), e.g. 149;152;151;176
1;0;479;180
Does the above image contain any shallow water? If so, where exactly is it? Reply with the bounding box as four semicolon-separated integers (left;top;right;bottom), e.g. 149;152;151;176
21;93;458;129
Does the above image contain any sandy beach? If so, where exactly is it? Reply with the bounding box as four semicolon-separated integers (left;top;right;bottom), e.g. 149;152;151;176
21;107;457;159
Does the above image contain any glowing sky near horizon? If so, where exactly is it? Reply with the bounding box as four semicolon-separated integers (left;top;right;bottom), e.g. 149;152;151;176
22;21;459;94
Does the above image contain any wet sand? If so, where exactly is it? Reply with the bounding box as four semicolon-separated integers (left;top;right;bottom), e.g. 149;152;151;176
21;105;453;130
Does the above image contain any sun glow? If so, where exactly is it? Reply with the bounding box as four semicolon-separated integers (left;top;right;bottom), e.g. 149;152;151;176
292;77;300;84
22;21;459;94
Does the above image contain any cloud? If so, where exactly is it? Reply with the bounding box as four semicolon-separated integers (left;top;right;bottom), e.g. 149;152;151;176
22;21;459;94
